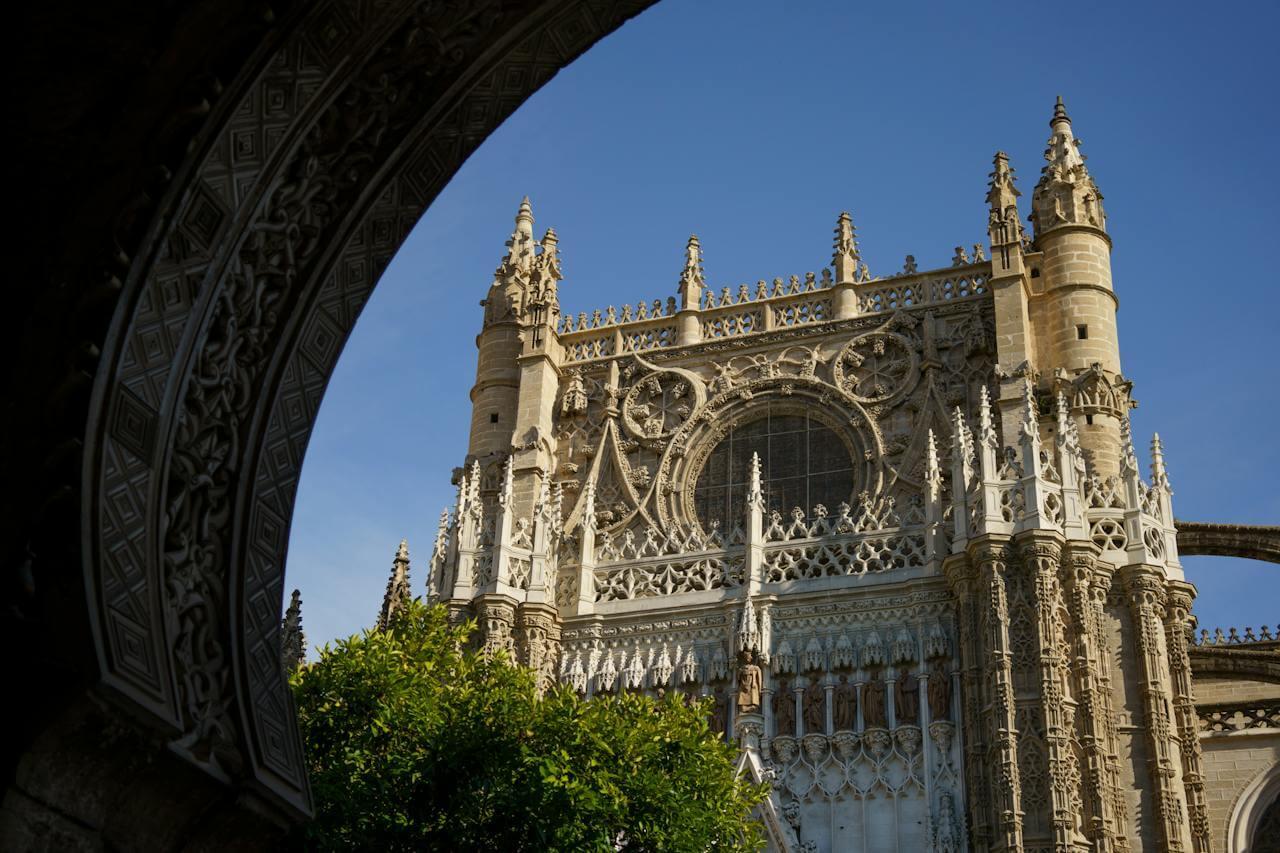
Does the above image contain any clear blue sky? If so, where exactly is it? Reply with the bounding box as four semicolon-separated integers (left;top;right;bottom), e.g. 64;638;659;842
286;0;1279;654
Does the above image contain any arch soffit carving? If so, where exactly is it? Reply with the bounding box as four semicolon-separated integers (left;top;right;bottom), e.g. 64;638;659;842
82;0;657;819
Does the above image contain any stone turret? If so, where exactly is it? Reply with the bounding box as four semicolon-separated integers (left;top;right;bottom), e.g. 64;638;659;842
469;199;536;464
1028;97;1128;474
470;197;566;516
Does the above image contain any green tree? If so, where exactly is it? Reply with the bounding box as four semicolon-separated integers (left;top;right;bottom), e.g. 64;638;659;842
291;599;766;851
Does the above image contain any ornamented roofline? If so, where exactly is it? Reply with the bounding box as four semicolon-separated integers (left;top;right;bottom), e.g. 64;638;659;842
559;260;992;365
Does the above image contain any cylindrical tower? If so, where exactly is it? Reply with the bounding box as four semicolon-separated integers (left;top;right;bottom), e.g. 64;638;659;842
1030;98;1129;475
467;198;535;462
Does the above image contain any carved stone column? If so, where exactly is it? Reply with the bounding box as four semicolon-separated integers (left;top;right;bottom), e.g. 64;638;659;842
1164;582;1211;853
975;540;1023;853
1089;567;1132;851
1121;567;1191;853
475;594;517;657
516;603;562;694
1062;547;1121;851
1019;537;1079;852
945;553;992;852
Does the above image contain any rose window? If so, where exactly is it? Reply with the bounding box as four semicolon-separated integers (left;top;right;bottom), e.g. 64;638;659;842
693;408;854;530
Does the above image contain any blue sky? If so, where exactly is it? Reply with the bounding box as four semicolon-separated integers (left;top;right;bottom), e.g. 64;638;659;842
286;0;1279;654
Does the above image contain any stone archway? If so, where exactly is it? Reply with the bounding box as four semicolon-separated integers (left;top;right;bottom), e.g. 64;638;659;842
1227;763;1280;853
7;1;654;846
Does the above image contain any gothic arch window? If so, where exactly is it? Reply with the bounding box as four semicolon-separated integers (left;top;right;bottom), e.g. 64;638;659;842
693;406;854;529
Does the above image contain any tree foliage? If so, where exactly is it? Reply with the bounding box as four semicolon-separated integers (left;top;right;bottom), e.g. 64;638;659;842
291;600;766;851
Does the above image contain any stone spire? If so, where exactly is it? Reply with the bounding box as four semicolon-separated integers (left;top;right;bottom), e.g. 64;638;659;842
1031;97;1106;238
678;235;705;310
530;226;562;310
987;151;1022;216
504;196;537;276
1151;432;1170;492
832;211;864;283
378;538;413;629
986;151;1026;276
280;589;305;672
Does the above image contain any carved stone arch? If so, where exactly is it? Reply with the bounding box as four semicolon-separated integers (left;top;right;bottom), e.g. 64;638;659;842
10;0;656;843
656;375;885;530
1227;762;1280;853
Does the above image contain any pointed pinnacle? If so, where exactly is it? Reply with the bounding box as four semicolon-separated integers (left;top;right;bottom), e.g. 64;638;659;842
1052;95;1071;126
396;538;409;561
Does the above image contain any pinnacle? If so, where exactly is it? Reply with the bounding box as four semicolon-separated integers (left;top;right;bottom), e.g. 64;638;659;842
1052;95;1071;126
396;538;409;561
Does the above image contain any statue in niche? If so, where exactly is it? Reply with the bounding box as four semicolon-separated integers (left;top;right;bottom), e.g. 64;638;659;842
896;671;919;725
863;672;886;729
737;651;762;714
803;678;825;734
833;674;857;731
929;664;952;721
709;685;728;734
936;792;959;853
772;680;795;736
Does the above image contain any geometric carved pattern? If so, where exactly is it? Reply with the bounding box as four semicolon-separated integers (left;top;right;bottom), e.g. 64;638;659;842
85;0;656;820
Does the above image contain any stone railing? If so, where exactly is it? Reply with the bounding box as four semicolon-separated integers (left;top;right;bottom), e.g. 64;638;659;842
1198;701;1280;735
760;500;930;582
1193;625;1279;646
588;495;942;603
556;262;991;364
592;521;747;602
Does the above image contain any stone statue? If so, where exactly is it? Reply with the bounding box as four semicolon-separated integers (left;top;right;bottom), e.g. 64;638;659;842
772;681;795;736
737;650;762;714
803;679;825;734
863;672;886;728
833;674;857;731
929;666;951;721
896;671;919;725
710;685;728;734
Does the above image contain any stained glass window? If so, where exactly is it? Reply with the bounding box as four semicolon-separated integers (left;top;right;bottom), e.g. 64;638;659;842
693;408;853;530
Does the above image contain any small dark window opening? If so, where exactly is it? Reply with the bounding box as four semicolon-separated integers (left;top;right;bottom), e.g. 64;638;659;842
1030;267;1041;278
490;412;499;423
1085;414;1094;426
1076;325;1089;340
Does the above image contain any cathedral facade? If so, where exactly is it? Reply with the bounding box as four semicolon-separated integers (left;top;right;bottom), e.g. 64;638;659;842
363;100;1279;852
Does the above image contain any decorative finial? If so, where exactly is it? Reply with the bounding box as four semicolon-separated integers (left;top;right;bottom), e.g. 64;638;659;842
1020;377;1039;435
738;597;760;654
538;228;562;279
978;386;998;450
986;151;1022;232
925;429;942;492
832;211;861;282
499;456;515;508
581;478;597;530
1120;414;1139;478
1151;433;1170;492
747;451;764;510
678;235;705;309
1052;95;1071;126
